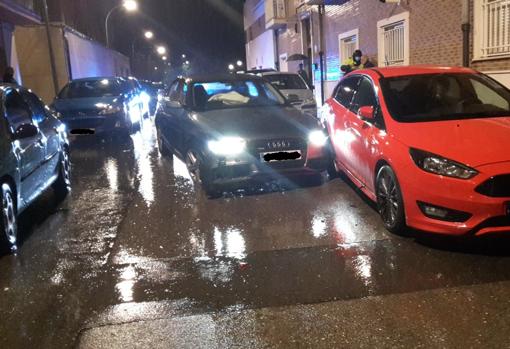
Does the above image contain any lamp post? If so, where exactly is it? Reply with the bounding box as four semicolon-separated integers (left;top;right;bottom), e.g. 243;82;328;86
131;31;154;76
105;0;138;48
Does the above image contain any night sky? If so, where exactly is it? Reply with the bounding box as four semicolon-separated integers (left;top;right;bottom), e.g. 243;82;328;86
111;0;246;74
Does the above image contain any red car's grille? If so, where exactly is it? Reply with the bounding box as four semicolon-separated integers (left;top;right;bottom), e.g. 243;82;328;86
476;174;510;198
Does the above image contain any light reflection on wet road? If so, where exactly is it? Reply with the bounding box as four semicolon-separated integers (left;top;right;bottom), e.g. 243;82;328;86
1;122;510;348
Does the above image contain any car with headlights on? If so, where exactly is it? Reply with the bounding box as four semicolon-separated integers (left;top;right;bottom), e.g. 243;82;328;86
323;66;510;236
0;84;70;253
261;72;317;117
155;74;329;197
53;77;145;135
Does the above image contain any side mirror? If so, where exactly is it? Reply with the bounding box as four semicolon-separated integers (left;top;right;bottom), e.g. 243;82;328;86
166;99;182;108
358;106;375;121
287;94;300;103
14;124;38;139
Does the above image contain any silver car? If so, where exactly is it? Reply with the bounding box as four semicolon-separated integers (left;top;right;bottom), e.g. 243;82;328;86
261;72;317;117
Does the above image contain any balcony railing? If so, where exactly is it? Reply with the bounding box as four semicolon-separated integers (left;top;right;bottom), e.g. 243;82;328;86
482;0;510;57
382;21;405;66
265;0;287;30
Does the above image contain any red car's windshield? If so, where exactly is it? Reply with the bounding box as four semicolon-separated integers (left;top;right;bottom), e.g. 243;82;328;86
380;73;510;122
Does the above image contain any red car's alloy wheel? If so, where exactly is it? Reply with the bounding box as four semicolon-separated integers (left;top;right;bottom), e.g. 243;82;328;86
376;166;406;234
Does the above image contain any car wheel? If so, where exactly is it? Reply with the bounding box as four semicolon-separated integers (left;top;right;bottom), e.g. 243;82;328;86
186;150;203;184
53;147;71;201
185;150;219;198
326;140;339;179
375;165;407;235
157;130;171;157
0;183;18;253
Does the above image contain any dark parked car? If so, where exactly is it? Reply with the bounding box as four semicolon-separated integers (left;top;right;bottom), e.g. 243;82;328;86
155;74;329;197
0;84;70;252
52;77;145;135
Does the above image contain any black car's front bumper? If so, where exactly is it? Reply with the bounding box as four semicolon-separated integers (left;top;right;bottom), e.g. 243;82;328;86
203;151;328;192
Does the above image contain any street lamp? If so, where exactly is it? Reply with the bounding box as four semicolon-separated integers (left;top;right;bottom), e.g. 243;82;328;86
105;0;138;48
131;30;155;62
162;56;167;61
123;0;138;11
157;46;167;55
228;64;235;71
182;54;187;59
184;60;190;65
236;60;243;67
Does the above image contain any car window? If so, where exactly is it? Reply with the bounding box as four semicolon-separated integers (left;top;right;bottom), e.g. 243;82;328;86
166;81;180;101
381;73;510;122
351;77;377;113
334;76;361;109
23;91;47;125
59;79;124;98
191;79;285;110
471;79;509;110
264;74;308;90
4;89;34;131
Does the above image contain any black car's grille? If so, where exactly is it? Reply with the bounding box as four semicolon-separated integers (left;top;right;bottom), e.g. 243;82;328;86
475;174;510;198
249;138;307;169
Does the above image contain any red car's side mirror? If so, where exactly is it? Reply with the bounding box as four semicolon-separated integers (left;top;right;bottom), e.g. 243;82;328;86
358;106;375;121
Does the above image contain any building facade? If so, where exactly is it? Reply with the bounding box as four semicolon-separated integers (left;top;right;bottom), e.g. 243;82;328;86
245;0;510;103
0;0;42;83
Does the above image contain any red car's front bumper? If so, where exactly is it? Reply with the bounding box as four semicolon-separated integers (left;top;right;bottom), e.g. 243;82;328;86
401;161;510;236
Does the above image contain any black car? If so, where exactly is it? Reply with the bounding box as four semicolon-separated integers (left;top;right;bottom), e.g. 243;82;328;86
155;74;328;197
52;77;145;135
0;84;70;252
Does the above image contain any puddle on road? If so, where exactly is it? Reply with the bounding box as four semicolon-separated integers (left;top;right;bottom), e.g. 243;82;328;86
98;238;510;326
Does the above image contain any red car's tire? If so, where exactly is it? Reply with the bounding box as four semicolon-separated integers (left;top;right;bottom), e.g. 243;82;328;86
376;165;407;235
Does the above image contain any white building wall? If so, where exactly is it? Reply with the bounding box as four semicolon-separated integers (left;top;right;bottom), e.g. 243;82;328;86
246;30;276;70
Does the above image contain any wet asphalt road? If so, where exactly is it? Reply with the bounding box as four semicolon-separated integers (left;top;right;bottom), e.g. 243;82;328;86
1;123;510;348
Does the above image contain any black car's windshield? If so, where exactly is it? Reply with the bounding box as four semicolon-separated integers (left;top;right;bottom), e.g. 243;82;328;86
58;79;125;99
380;73;510;122
191;79;286;110
264;74;308;90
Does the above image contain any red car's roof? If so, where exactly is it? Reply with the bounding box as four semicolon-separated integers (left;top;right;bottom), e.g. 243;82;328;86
356;65;477;78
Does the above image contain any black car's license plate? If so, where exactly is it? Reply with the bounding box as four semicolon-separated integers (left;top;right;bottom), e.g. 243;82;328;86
261;150;302;162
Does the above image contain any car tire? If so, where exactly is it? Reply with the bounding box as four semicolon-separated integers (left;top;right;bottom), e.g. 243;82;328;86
0;183;18;253
185;150;220;199
375;165;407;235
157;130;171;157
326;140;339;179
53;148;71;202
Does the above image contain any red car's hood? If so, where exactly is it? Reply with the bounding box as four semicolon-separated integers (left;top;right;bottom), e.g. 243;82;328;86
393;117;510;168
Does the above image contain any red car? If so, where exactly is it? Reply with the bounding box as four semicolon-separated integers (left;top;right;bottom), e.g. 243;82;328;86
323;66;510;236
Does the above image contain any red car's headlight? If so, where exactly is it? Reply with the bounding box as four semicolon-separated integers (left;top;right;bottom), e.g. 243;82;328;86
409;148;478;179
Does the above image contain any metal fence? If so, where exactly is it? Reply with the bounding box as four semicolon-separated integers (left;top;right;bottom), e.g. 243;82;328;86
382;21;405;66
482;0;510;57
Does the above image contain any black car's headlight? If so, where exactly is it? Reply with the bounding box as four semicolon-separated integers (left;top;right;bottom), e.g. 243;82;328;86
208;137;246;155
409;148;478;179
308;130;328;147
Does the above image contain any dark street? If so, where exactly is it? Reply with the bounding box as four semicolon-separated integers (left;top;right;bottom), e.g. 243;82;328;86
1;123;510;348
